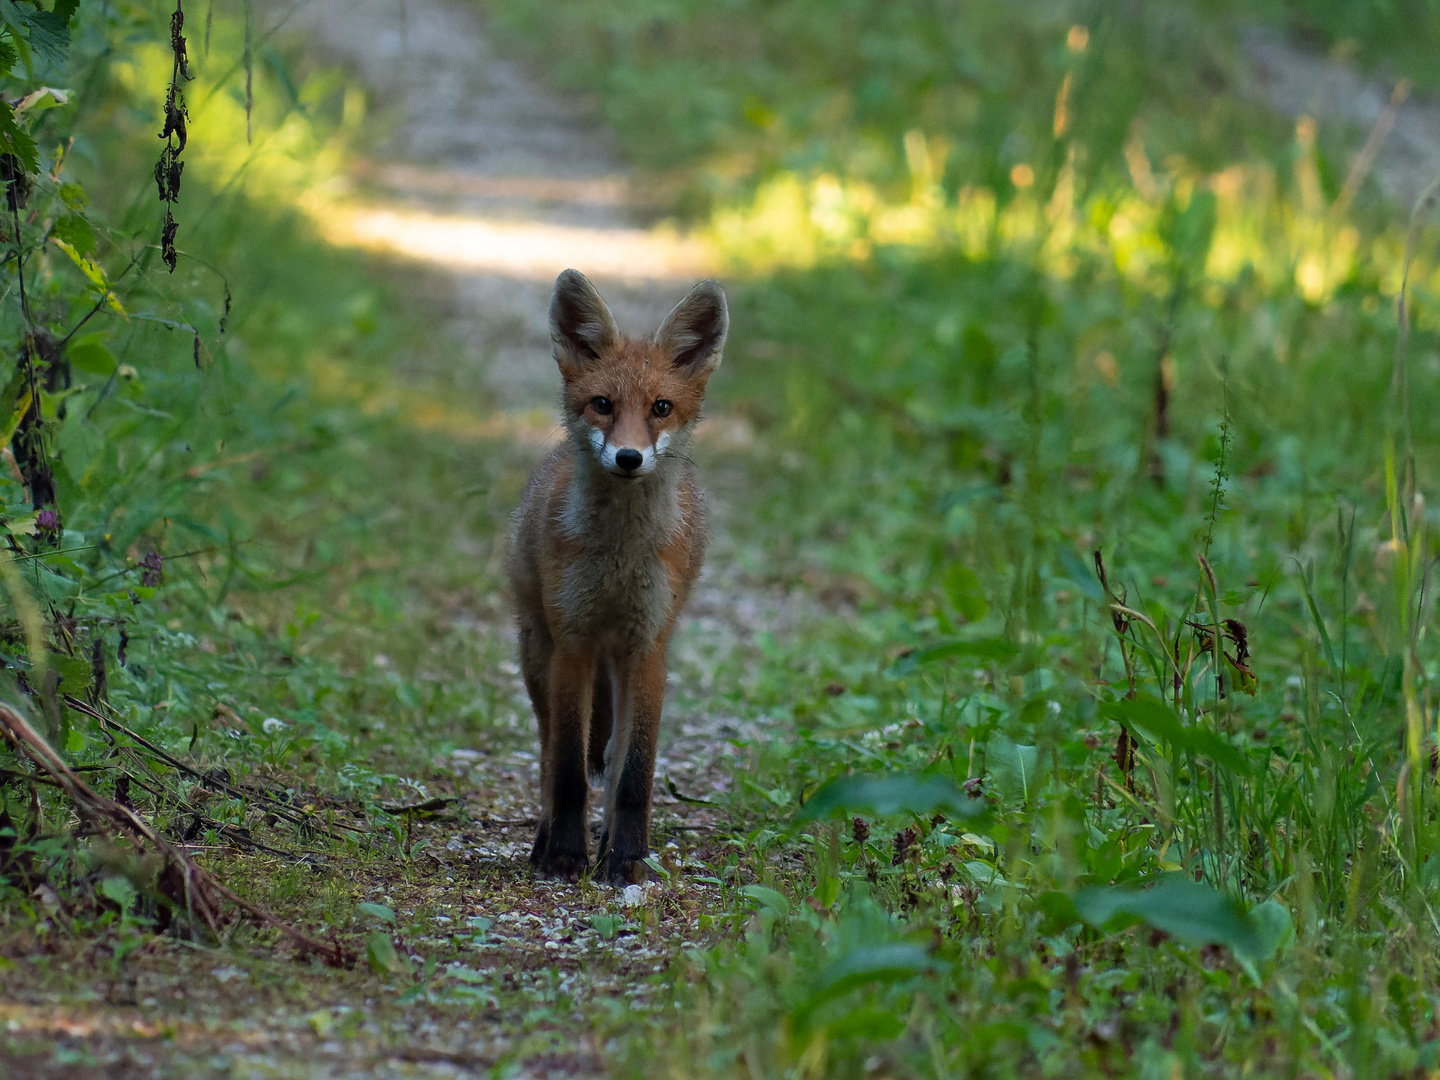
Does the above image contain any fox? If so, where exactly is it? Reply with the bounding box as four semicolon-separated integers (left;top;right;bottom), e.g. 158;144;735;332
507;268;728;884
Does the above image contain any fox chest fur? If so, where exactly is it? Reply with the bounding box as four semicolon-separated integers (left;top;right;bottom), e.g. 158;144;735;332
513;448;706;655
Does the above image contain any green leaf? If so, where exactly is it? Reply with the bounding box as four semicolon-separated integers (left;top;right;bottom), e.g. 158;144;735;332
588;914;620;939
53;1;79;27
941;564;988;621
915;637;1016;663
799;943;934;1016
1298;574;1339;675
100;875;137;910
357;902;395;925
1098;694;1252;775
51;213;94;257
365;931;409;975
1074;876;1287;962
1036;890;1082;932
1;3;71;66
1247;899;1294;960
0;100;37;173
825;1006;905;1040
14;86;68;116
797;772;987;822
740;884;790;917
1056;547;1106;602
51;653;91;695
987;735;1048;805
889;636;1018;677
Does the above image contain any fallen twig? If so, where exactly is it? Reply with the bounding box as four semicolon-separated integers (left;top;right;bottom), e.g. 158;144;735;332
64;695;366;841
0;700;352;967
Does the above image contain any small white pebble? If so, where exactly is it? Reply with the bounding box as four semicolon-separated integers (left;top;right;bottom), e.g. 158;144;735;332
621;884;646;907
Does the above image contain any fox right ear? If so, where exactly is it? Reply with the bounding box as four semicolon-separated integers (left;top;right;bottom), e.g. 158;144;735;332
655;279;728;378
549;269;618;372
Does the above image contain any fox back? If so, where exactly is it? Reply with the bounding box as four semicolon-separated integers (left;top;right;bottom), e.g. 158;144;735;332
507;269;727;883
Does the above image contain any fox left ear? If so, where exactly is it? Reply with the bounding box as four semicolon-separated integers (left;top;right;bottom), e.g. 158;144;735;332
550;268;619;373
655;280;728;377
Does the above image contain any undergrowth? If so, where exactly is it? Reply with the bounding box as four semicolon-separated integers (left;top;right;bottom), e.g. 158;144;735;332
487;0;1440;1075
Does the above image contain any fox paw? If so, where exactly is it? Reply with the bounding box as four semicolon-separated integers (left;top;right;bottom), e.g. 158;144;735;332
534;847;590;882
601;853;647;886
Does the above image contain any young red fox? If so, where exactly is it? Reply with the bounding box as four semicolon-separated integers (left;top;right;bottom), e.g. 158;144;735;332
508;269;728;883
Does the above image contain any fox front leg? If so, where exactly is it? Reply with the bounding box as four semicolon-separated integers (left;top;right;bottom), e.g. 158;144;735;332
534;644;596;880
599;642;667;884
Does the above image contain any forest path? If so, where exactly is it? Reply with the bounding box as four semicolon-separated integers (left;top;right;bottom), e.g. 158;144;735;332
193;2;776;1077
278;0;714;413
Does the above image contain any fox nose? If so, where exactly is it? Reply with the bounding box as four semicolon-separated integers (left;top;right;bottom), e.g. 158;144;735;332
615;448;644;472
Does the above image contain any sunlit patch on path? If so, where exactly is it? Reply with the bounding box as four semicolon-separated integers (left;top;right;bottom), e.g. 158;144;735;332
305;197;715;283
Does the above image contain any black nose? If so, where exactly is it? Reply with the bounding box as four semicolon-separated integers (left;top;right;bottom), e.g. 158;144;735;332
615;448;643;472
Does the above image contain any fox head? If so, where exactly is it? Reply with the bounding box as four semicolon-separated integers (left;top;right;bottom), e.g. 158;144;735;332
549;269;728;481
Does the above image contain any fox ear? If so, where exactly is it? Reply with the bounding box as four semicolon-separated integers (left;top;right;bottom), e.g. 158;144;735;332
550;269;618;371
655;279;728;377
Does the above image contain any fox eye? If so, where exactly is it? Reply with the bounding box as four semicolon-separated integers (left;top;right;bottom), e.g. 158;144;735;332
652;399;673;418
590;397;613;415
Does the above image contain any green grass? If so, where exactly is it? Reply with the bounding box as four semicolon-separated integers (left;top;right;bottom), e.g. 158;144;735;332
481;0;1440;1075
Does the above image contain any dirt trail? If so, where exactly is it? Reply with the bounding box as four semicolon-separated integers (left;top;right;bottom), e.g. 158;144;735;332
82;3;780;1076
276;0;713;412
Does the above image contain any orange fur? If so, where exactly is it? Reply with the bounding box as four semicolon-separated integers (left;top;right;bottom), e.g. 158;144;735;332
508;270;727;883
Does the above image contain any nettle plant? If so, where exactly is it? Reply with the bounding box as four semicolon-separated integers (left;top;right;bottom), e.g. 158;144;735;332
0;2;220;760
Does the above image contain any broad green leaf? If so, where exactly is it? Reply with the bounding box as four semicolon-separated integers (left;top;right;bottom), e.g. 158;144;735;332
0;100;36;173
100;875;137;910
357;902;396;925
740;884;790;917
51;213;94;258
1036;890;1082;932
797;772;987;822
51;654;91;695
889;637;1018;677
1247;899;1294;960
5;511;36;537
68;333;117;377
987;734;1048;804
1099;695;1251;775
52;238;127;318
941;563;988;621
588;914;620;939
365;931;409;975
915;637;1016;663
825;1006;905;1040
1075;876;1287;962
13;86;68;115
1056;547;1106;602
0;4;71;66
799;943;934;1017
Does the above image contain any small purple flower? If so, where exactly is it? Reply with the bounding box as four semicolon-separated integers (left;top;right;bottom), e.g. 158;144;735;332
140;551;164;588
35;509;60;537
